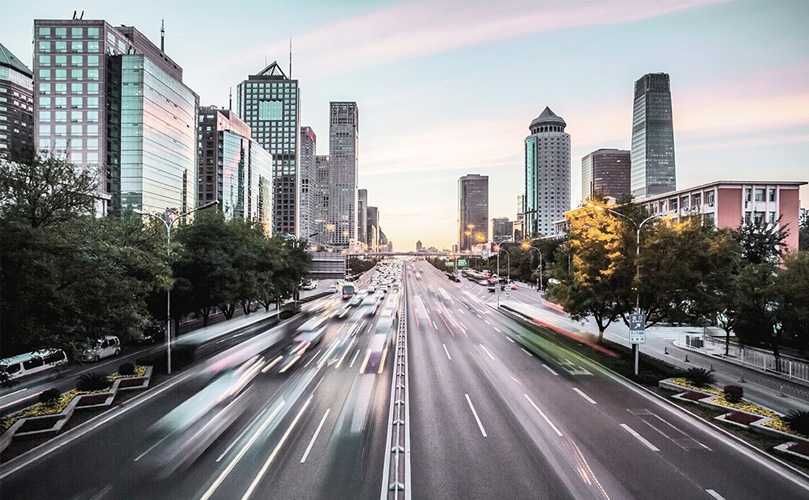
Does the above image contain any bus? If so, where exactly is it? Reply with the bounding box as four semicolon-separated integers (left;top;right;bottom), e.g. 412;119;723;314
341;283;356;300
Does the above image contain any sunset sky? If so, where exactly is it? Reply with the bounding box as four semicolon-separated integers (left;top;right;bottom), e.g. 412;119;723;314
6;0;809;250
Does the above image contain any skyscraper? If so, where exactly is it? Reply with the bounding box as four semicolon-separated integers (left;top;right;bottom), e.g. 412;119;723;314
514;194;525;240
33;19;199;216
300;126;317;240
458;174;489;251
236;62;300;236
367;205;379;251
581;148;631;202
0;42;34;159
313;154;330;245
197;106;273;233
524;107;570;236
492;217;513;243
630;73;676;198
357;188;368;245
328;102;359;247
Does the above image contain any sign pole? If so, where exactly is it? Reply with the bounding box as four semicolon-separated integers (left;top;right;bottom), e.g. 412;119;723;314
629;313;646;376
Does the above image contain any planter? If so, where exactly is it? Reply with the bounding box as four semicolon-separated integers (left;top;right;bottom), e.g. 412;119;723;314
715;411;766;430
774;441;809;461
75;392;114;408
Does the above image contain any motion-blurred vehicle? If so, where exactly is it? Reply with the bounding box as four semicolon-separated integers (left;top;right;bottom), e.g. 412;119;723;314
361;334;390;374
359;295;380;316
341;283;356;300
0;348;67;382
80;336;121;362
510;283;518;290
327;284;338;293
300;278;318;291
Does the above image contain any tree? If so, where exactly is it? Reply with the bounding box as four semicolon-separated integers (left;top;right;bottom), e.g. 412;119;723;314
773;252;809;351
799;217;809;252
736;217;789;265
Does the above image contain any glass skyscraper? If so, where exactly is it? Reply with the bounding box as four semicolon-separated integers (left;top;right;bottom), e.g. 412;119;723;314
630;73;676;198
581;148;631;202
457;174;489;251
524;107;570;236
236;62;300;236
299;126;317;240
0;42;34;159
328;102;359;247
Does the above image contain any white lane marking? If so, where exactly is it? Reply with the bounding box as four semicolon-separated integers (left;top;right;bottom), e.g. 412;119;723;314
215;408;269;462
0;388;27;401
242;396;313;500
457;308;465;314
505;336;515;343
335;337;356;368
304;350;321;368
432;321;438;330
521;348;532;356
620;423;660;452
476;314;482;319
300;408;331;463
542;364;558;376
573;388;597;405
706;489;726;500
349;349;361;368
465;394;487;437
483;319;490;325
133;433;171;462
494;327;502;333
200;401;286;500
443;344;452;361
524;394;563;437
480;344;495;360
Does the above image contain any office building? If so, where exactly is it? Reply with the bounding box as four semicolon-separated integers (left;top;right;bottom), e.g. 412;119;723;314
524;107;570;236
630;73;676;198
0;42;34;159
197;106;273;233
514;194;525;240
33;19;198;216
367;205;379;251
357;188;368;245
581;148;631;202
492;217;513;243
458;174;489;251
313;154;330;245
236;61;300;236
300;126;316;240
416;240;423;252
328;102;359;247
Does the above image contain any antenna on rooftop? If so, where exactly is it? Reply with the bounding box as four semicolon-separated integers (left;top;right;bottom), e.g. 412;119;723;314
72;11;77;19
80;11;84;19
228;87;232;111
289;37;293;78
160;19;165;52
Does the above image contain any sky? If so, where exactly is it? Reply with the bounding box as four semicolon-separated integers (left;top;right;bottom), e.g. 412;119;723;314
5;0;809;250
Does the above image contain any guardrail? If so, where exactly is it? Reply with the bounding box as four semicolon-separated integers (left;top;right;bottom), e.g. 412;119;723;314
380;266;411;500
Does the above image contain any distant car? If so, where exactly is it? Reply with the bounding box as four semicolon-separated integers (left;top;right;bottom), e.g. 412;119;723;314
368;285;377;293
510;283;518;290
328;284;338;293
81;336;121;362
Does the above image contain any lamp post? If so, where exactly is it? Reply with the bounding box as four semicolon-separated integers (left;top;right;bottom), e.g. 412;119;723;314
587;202;669;375
521;241;544;294
495;246;511;307
135;201;218;375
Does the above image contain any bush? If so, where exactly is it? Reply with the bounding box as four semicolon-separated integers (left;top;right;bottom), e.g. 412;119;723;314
785;410;809;436
76;372;110;392
685;367;716;387
723;385;744;403
38;388;61;405
118;363;135;376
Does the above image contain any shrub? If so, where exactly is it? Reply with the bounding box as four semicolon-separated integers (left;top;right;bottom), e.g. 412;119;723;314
723;385;744;403
118;363;135;376
76;372;110;392
785;411;809;436
685;367;716;388
38;388;61;405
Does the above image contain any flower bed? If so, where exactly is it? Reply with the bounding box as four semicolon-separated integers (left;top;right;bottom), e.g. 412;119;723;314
725;411;761;425
681;391;710;401
19;416;64;433
789;441;809;455
75;394;110;406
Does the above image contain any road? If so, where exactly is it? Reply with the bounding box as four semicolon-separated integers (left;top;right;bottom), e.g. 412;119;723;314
406;260;809;500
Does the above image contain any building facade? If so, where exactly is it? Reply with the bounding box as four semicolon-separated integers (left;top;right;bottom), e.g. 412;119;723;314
630;73;676;198
514;194;525;240
581;148;631;202
416;240;423;252
367;205;379;251
458;174;489;251
328;102;359;247
313;154;330;246
638;180;806;253
0;42;34;159
357;188;368;245
524;107;570;236
299;126;316;240
492;217;513;243
197;106;273;233
33;19;198;216
236;62;300;236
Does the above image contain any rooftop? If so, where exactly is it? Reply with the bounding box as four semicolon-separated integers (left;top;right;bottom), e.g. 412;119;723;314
0;42;33;78
530;106;566;130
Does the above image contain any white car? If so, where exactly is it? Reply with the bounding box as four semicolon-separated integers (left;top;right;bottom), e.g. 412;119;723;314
81;335;121;363
328;284;338;293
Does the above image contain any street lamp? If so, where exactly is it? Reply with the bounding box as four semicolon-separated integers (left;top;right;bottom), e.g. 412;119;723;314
521;241;544;294
134;201;218;375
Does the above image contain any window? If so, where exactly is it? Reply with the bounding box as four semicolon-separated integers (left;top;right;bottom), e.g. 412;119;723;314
54;97;66;109
39;55;51;66
55;111;67;122
71;125;82;136
71;27;83;39
23;357;44;370
39;111;51;122
87;97;98;108
70;111;82;122
87;125;98;135
754;188;765;202
72;55;83;66
55;83;67;95
55;41;67;53
55;55;67;67
87;138;98;149
88;41;100;52
87;83;98;94
769;211;776;224
39;83;50;94
71;69;83;79
39;27;51;38
55;124;66;135
768;188;776;202
71;42;83;53
706;191;715;206
39;138;50;149
55;27;67;39
88;27;99;39
39;124;50;135
87;55;99;67
87;69;99;80
86;111;98;122
745;188;752;202
71;83;82;93
55;69;67;80
71;97;82;108
39;69;51;80
39;96;51;108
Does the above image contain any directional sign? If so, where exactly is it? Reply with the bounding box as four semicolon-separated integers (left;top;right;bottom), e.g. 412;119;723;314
458;259;467;267
629;313;646;344
446;262;454;267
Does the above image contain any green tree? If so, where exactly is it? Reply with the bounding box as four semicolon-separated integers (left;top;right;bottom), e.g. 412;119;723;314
773;252;809;351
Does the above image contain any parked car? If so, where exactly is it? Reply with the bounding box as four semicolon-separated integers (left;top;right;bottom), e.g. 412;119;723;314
80;336;121;363
0;348;68;382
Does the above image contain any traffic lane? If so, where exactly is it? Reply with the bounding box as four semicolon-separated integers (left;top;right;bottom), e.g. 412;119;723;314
407;278;576;500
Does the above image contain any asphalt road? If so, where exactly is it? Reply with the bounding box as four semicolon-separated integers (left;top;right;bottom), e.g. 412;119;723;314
406;260;809;500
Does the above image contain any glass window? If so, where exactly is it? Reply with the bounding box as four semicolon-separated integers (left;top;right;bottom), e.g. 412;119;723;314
71;69;82;79
39;69;51;79
39;27;51;38
88;27;99;39
745;188;752;202
87;55;99;67
71;42;83;53
87;124;98;135
55;27;67;39
71;97;82;108
71;55;83;66
769;212;776;224
55;124;66;135
55;83;67;95
87;69;99;80
39;97;51;108
54;138;67;149
55;55;67;66
86;152;98;163
86;111;98;122
71;152;83;163
39;41;51;53
71;138;83;149
86;138;98;149
39;55;51;66
88;41;100;52
23;357;44;370
87;83;98;94
71;124;82;136
39;111;51;122
39;138;51;149
754;188;765;202
768;188;776;202
87;97;98;108
55;41;67;53
70;111;82;122
39;83;50;94
55;69;67;80
71;27;83;39
39;124;50;135
71;83;82;93
706;191;715;205
55;111;67;122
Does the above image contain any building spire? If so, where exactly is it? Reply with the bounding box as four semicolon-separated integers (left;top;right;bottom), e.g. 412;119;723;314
289;37;293;78
160;20;165;52
228;87;232;111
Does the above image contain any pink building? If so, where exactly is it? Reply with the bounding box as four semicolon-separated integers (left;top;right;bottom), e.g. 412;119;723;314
638;180;807;252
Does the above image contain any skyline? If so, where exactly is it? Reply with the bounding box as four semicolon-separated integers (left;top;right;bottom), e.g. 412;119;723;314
4;0;809;249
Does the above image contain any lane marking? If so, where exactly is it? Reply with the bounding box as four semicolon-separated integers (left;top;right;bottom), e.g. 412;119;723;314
494;327;502;333
300;408;331;463
543;364;558;376
349;349;361;368
432;321;438;330
465;394;487;437
521;348;532;357
241;396;313;500
215;408;270;462
457;308;465;315
706;489;726;500
335;337;355;368
524;394;563;437
483;319;491;325
620;423;660;452
304;350;321;368
443;344;452;361
505;336;515;343
573;388;597;405
133;433;171;462
480;344;495;360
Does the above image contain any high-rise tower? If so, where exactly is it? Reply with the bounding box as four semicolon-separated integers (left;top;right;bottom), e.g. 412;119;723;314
581;148;631;202
328;102;358;247
630;73;675;198
457;174;489;251
299;126;316;240
0;42;34;159
524;107;570;236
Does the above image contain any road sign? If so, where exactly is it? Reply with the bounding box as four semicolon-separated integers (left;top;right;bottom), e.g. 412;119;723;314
457;259;467;267
446;262;454;267
629;313;645;344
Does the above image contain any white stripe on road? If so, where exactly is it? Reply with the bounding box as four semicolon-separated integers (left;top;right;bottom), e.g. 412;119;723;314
484;319;490;325
465;394;487;437
494;327;502;333
523;394;563;437
443;344;452;361
706;489;726;500
480;344;495;360
457;308;465;314
349;349;361;368
543;364;558;376
300;408;331;463
304;350;321;368
505;336;515;343
335;337;356;368
215;408;269;462
521;348;532;356
573;388;597;405
620;424;660;452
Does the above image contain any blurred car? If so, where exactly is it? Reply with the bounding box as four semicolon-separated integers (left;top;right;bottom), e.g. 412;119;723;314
80;336;121;362
360;334;390;374
510;283;518;290
327;284;338;293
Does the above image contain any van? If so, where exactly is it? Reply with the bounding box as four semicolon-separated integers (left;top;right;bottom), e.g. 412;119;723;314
80;336;121;363
0;349;68;381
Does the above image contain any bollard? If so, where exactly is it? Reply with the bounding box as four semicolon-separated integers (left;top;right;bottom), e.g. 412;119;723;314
664;347;669;355
684;354;689;363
